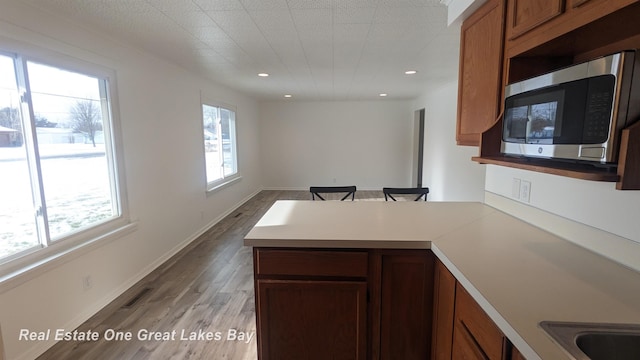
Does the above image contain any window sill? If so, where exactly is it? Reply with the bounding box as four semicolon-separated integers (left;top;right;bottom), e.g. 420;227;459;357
206;175;242;196
0;222;138;294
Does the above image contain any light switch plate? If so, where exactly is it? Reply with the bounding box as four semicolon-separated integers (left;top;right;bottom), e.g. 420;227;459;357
512;178;521;199
520;180;531;203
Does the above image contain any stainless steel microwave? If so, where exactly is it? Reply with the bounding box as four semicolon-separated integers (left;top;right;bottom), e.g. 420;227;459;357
501;51;640;164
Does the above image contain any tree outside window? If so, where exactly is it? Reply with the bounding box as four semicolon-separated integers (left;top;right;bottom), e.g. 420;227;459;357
0;52;124;262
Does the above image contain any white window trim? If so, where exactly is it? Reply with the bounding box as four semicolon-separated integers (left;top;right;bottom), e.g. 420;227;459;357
200;94;240;193
206;175;243;195
0;42;132;285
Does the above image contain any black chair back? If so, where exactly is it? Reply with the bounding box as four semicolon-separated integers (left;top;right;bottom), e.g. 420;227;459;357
310;186;357;201
383;187;429;201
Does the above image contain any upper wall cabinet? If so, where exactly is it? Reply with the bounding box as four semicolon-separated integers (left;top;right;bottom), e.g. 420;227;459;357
507;0;564;40
504;0;638;57
463;0;640;188
456;0;506;146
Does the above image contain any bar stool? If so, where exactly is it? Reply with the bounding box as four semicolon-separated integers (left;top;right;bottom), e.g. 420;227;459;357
309;185;357;201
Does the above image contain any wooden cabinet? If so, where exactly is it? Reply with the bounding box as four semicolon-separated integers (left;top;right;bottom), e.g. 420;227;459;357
505;0;639;56
456;0;506;146
453;320;492;359
430;258;525;360
253;248;435;360
569;0;598;7
506;0;564;40
511;347;527;360
254;249;368;360
453;282;509;360
431;258;457;360
256;280;367;360
468;0;640;189
370;250;435;360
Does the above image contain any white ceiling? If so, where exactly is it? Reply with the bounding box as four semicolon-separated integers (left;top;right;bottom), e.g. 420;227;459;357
24;0;461;101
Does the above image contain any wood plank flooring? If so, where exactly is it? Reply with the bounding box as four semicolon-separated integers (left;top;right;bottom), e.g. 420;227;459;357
38;190;387;360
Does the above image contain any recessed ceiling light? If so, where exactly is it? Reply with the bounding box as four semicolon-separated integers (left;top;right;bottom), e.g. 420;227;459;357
258;73;269;77
405;70;418;75
379;93;388;97
284;94;292;98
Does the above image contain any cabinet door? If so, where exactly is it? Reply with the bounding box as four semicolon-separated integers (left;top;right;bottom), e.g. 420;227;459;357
506;0;565;40
256;279;367;360
371;250;435;360
431;258;457;360
457;0;506;146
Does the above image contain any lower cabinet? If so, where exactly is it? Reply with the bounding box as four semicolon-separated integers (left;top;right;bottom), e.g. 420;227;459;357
254;249;527;360
256;280;367;360
253;247;434;360
370;250;435;360
432;258;527;360
431;257;457;360
511;347;527;360
453;320;494;359
453;282;509;359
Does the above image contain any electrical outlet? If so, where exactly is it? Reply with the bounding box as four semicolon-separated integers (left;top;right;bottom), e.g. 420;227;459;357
512;178;521;199
82;275;93;291
520;180;531;203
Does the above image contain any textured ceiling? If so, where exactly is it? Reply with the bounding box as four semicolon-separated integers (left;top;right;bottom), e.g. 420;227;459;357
24;0;461;100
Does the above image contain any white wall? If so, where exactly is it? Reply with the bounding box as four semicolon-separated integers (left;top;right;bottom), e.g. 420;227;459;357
485;166;640;272
0;2;262;359
411;80;486;202
259;100;415;190
486;166;640;243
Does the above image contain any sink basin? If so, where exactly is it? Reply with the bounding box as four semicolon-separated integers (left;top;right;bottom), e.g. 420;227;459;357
576;333;640;360
540;321;640;360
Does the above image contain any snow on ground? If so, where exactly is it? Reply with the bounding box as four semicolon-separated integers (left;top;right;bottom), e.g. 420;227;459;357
1;144;113;258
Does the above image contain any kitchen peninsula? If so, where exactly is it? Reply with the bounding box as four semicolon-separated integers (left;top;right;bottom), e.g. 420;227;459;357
244;200;640;359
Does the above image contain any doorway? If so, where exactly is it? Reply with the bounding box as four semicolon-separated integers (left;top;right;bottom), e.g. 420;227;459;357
412;108;425;187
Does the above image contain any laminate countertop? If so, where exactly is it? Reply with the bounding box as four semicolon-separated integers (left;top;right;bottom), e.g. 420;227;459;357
244;200;640;360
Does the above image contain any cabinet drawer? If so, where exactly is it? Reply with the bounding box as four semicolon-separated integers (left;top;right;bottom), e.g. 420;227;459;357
255;248;368;278
454;283;505;360
453;321;490;360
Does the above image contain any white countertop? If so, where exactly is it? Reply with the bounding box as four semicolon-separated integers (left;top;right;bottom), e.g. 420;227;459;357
244;200;640;360
245;200;495;247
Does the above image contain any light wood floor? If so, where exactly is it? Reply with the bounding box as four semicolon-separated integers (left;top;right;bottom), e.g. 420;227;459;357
38;190;388;360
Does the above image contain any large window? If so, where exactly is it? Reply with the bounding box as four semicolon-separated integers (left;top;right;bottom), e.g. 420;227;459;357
202;102;238;190
0;50;125;265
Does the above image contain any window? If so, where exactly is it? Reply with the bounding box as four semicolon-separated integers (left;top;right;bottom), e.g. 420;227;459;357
202;102;238;190
0;50;126;265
